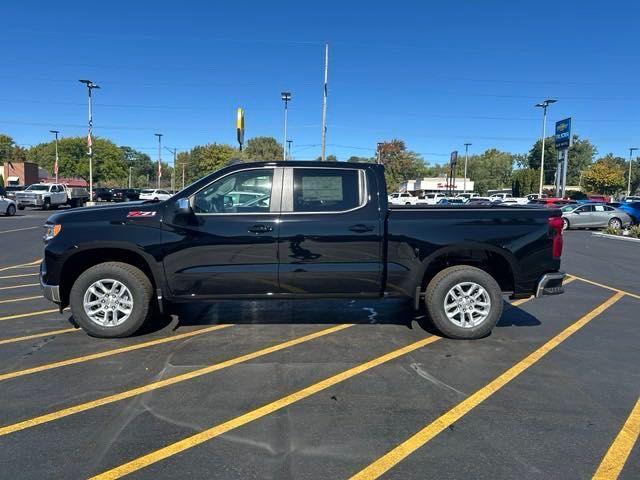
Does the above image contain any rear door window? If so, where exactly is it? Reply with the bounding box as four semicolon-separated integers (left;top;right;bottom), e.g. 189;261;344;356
292;169;361;212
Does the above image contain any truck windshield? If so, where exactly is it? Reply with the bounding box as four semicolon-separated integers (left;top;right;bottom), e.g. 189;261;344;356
25;185;49;191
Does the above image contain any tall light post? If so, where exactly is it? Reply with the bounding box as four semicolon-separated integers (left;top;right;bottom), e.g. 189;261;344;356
49;130;60;184
79;80;100;202
165;147;177;192
463;142;472;193
286;140;293;161
535;99;556;196
628;147;639;197
281;92;291;161
154;133;163;188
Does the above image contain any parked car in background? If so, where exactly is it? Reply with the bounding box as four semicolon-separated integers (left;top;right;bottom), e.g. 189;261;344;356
388;192;421;205
3;185;24;201
112;188;140;202
420;192;447;205
560;203;631;230
92;188;115;202
139;189;172;201
468;197;493;205
611;201;640;224
0;186;17;216
527;193;547;201
15;183;89;210
437;197;467;205
489;193;512;202
587;194;611;203
529;197;576;208
455;193;479;201
623;196;640;202
499;197;529;205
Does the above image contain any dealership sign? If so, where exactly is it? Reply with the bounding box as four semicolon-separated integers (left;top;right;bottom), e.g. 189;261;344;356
555;118;571;150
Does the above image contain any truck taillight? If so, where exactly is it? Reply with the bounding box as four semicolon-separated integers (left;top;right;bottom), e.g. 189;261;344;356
548;216;563;259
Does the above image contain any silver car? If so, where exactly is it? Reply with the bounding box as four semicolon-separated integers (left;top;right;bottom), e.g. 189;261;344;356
561;203;632;230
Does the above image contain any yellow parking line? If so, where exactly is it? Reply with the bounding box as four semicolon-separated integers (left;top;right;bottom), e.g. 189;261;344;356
0;328;78;346
349;292;624;480
510;276;576;307
0;308;62;322
90;335;442;480
0;259;40;273
570;274;640;301
0;272;39;280
0;324;353;437
592;397;640;479
0;283;39;291
0;295;43;305
0;324;232;382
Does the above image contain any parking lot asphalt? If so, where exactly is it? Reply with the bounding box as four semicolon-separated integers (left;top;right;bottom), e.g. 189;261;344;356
0;208;638;479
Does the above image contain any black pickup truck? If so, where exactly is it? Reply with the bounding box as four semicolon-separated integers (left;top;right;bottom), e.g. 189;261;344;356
40;161;565;339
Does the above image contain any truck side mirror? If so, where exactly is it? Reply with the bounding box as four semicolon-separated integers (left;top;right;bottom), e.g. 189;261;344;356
176;197;192;214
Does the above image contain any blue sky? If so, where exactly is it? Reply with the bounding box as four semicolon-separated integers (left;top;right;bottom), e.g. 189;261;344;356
1;0;639;166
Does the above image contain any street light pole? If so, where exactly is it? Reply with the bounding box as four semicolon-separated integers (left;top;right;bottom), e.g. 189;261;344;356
155;133;163;188
180;162;186;190
49;130;60;184
377;142;383;164
281;92;291;161
628;147;639;197
128;166;132;189
535;99;557;196
286;140;292;161
463;143;471;193
79;80;100;202
165;147;177;192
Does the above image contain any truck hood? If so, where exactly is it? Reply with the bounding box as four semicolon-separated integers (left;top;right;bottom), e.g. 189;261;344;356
45;200;163;225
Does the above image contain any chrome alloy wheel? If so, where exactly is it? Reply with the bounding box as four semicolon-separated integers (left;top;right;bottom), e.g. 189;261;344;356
83;279;134;327
443;281;491;328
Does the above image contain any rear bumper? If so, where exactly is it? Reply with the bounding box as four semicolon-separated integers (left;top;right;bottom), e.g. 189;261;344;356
535;272;565;298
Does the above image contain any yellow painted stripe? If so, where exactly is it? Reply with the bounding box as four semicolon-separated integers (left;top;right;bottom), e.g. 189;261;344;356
0;283;39;291
593;397;640;479
510;276;576;307
0;272;39;280
350;292;624;480
90;335;442;480
0;324;232;382
0;308;61;322
571;274;640;301
0;324;353;437
0;328;78;346
0;259;40;272
0;295;43;305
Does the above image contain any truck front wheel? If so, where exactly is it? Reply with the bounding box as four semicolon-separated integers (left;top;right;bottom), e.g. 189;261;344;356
424;265;503;339
69;262;153;338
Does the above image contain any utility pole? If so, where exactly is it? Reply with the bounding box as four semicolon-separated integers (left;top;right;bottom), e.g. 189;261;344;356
155;133;163;188
286;140;293;161
463;143;472;193
377;142;383;164
50;130;60;184
79;80;100;202
128;166;132;188
628;147;639;197
165;147;177;192
281;92;291;161
320;42;329;161
180;162;187;190
535;99;557;196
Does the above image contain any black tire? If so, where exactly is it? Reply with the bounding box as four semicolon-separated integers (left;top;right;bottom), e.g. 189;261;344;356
42;198;51;210
69;262;153;338
608;217;622;229
6;204;16;216
17;204;25;210
562;218;569;230
424;265;503;340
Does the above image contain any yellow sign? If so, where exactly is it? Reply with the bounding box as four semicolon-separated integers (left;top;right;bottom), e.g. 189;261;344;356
236;108;245;147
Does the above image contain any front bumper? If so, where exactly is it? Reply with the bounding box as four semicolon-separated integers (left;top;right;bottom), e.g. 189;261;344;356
17;197;43;206
535;272;565;298
40;263;61;304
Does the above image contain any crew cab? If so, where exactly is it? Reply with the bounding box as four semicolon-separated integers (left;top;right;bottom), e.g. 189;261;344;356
15;183;89;210
40;162;565;339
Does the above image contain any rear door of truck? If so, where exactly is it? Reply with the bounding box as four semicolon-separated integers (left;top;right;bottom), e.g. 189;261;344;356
277;166;384;295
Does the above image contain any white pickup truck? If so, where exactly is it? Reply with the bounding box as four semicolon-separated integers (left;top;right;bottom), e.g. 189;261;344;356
15;183;89;210
388;192;422;205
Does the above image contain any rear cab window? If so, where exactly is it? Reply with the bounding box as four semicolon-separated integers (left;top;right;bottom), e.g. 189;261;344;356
292;168;362;213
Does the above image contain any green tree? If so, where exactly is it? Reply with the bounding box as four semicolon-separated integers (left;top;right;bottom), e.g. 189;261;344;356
180;143;239;182
528;135;596;186
511;168;540;197
0;134;27;163
315;155;338;162
242;137;283;161
582;156;625;195
466;149;514;195
347;156;374;163
378;139;428;192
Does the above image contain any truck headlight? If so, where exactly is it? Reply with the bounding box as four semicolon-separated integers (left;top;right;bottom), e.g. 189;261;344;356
43;224;62;242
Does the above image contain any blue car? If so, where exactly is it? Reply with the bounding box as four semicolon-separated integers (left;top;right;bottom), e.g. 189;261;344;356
610;201;640;224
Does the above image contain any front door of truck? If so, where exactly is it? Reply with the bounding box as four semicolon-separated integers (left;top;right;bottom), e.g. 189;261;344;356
162;167;282;297
277;166;383;295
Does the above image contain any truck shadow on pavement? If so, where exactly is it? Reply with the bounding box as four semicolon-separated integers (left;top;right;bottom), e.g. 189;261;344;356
136;298;541;336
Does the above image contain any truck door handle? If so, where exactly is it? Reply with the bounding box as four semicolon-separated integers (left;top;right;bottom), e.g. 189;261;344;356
349;224;374;233
248;224;273;234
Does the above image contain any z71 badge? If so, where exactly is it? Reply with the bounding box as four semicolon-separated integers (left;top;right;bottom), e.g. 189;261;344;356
127;211;156;218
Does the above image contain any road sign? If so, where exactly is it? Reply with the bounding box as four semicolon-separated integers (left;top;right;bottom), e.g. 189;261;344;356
450;150;458;165
555;117;571;150
236;108;245;149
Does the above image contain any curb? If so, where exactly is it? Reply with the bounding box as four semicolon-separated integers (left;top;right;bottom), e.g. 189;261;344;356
592;232;640;243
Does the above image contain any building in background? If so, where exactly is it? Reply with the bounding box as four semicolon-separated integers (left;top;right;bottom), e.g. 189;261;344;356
399;176;474;195
2;162;39;186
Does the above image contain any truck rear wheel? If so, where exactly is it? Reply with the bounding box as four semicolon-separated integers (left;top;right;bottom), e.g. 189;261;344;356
424;265;503;339
69;262;153;338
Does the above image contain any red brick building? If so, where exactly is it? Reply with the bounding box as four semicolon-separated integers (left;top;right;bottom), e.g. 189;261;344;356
2;162;39;186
